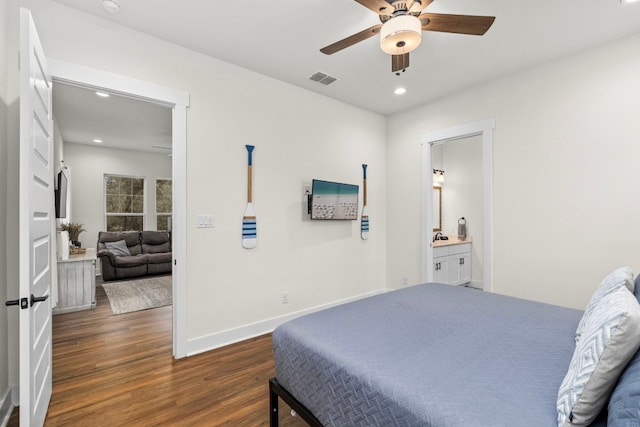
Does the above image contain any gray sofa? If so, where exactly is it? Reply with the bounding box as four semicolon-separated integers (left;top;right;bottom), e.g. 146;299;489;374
97;230;172;281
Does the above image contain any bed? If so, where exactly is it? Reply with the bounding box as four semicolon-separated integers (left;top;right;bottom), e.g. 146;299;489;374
270;282;640;426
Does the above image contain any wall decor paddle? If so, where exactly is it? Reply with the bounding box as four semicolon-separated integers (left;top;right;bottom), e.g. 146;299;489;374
242;145;257;249
361;164;369;240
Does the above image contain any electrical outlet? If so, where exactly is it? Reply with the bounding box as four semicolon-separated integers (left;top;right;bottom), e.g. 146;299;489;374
281;292;289;304
402;275;409;286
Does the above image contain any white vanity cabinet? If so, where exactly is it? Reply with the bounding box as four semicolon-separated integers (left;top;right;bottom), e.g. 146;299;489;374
433;242;471;286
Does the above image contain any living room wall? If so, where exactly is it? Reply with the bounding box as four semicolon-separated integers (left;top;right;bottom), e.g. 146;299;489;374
62;142;172;260
387;31;640;310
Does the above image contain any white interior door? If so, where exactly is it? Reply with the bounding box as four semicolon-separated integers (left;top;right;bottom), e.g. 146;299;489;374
19;8;54;426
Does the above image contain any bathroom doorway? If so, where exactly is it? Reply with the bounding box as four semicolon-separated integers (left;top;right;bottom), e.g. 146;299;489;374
421;119;494;291
432;135;483;289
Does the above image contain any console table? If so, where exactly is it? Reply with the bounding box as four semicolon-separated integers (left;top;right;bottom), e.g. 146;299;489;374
54;248;97;314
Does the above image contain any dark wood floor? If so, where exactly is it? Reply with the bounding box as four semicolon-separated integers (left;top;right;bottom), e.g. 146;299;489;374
9;283;307;426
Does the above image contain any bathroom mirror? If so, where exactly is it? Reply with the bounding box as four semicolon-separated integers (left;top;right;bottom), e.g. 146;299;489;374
433;187;442;232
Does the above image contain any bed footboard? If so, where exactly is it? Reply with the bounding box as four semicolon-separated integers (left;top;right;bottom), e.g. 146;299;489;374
269;377;323;427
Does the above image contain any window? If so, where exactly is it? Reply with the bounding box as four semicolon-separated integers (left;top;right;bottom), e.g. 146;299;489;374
156;178;172;231
105;175;145;231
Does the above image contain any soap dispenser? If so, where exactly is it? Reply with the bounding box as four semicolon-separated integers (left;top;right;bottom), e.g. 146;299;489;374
458;217;467;241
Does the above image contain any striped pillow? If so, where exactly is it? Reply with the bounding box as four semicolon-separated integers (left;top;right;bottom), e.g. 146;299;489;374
575;267;634;344
558;287;640;426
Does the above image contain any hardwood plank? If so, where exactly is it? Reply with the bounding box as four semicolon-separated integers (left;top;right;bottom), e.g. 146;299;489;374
9;282;308;426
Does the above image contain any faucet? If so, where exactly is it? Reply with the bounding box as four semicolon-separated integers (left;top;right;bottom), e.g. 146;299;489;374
433;232;443;242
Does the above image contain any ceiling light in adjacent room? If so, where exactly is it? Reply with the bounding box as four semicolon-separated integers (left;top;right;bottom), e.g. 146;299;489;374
380;15;422;55
102;0;121;14
93;139;103;143
95;91;110;98
394;87;407;95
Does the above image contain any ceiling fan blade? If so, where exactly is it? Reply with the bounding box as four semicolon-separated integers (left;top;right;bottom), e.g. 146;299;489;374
420;13;495;36
320;24;383;55
392;53;410;73
354;0;393;16
408;0;433;13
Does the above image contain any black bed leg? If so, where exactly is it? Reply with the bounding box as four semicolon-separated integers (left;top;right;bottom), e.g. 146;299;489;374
270;378;279;427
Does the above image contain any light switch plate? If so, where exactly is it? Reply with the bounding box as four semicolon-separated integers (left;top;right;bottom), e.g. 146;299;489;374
197;215;215;228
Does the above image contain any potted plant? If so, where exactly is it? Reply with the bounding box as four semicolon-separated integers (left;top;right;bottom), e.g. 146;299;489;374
59;222;86;248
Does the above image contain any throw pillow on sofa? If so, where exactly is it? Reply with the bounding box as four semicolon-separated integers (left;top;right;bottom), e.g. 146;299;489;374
105;240;131;257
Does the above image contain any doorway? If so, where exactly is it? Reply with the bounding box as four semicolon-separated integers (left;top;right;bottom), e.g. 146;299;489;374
48;59;189;358
421;119;494;292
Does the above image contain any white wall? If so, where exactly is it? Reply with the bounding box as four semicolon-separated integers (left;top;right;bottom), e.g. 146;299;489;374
0;0;10;418
62;142;172;253
5;0;386;375
387;32;640;309
440;136;484;286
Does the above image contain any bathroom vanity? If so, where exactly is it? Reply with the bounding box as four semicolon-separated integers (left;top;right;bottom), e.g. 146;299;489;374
433;236;471;286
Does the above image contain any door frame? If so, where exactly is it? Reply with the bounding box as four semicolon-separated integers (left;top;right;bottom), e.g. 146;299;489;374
47;59;190;358
421;118;494;292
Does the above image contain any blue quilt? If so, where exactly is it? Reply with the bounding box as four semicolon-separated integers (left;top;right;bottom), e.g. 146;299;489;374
273;284;594;427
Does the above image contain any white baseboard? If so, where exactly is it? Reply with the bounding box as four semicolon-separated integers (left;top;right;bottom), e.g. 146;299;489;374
0;387;14;427
469;280;484;290
186;288;388;356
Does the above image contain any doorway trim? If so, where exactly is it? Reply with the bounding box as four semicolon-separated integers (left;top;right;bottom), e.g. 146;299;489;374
421;118;494;292
47;59;189;358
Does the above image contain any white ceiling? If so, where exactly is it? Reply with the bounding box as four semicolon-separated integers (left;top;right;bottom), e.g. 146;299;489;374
52;81;172;154
50;0;640;151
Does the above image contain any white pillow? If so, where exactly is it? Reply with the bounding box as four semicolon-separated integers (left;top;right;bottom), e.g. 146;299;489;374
575;267;634;343
557;287;640;426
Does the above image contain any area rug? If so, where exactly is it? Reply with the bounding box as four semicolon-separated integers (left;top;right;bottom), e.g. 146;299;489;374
102;275;172;315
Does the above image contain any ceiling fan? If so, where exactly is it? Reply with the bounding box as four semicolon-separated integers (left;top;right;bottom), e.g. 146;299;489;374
320;0;495;74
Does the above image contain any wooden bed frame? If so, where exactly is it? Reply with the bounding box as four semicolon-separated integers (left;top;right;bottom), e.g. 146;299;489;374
269;377;322;427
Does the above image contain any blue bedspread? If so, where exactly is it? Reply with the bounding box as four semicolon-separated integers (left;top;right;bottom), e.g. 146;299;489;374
273;284;591;427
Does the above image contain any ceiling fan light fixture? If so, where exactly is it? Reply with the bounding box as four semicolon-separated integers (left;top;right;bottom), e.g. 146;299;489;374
380;15;422;55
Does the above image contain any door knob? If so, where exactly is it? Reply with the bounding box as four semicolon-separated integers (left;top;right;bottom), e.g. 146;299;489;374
30;294;49;307
5;298;29;309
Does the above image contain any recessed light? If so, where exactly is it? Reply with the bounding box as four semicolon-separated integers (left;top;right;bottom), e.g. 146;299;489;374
93;139;103;143
621;0;639;3
394;87;407;95
102;0;121;14
95;91;110;98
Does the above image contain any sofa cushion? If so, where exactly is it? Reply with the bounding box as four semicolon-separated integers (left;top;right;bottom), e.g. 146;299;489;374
104;240;131;257
558;288;640;426
97;231;142;256
141;230;171;254
575;267;634;343
146;252;172;264
112;254;148;268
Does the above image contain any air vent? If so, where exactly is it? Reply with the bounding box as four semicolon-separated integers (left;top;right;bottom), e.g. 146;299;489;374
309;72;338;86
